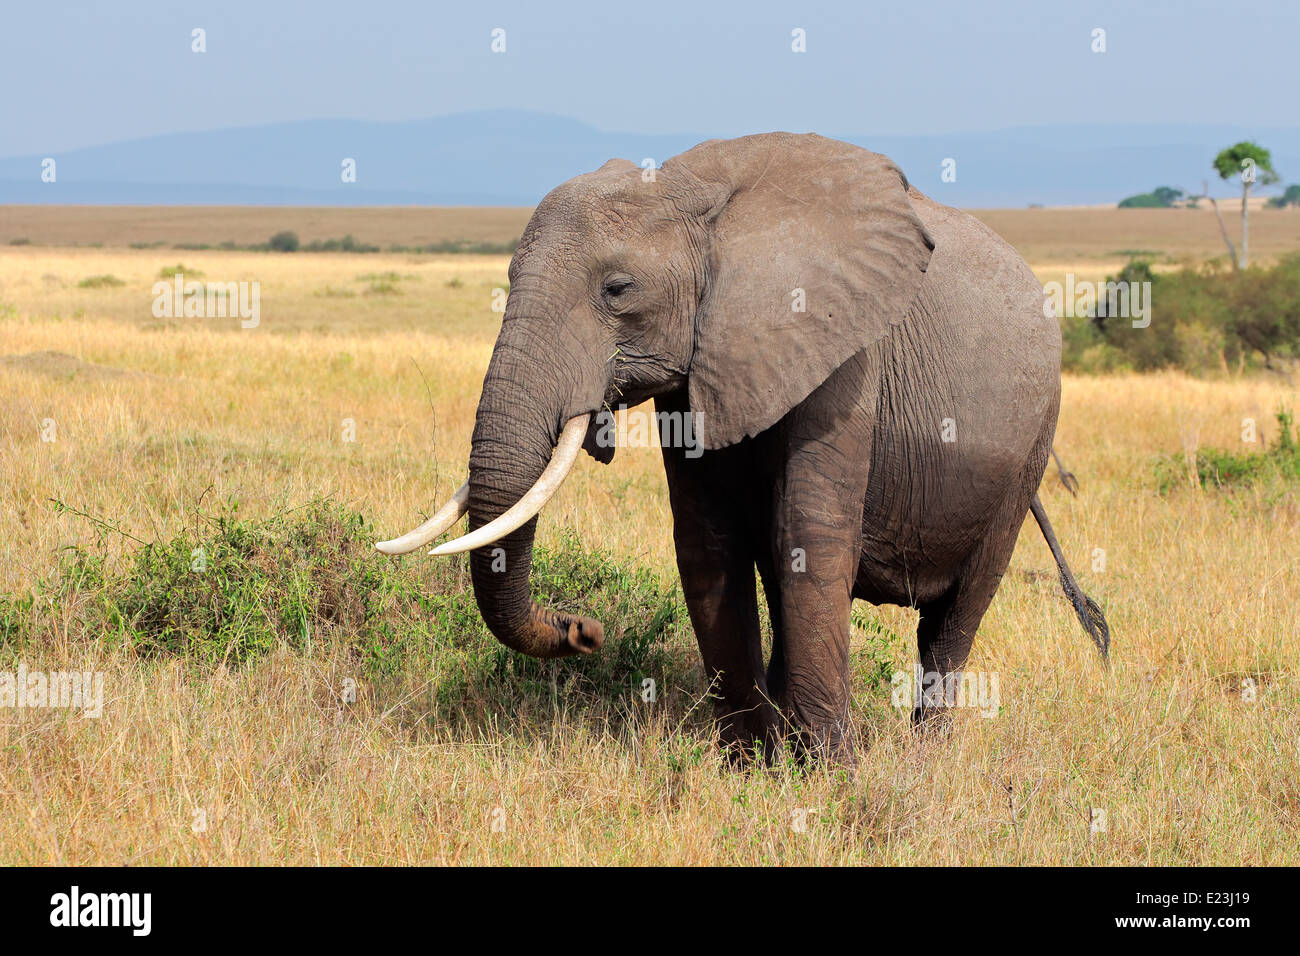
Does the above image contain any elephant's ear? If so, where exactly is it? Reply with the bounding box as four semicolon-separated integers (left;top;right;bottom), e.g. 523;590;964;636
673;134;934;449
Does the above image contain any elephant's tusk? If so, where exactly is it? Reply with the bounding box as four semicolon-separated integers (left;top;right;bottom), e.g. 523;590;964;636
375;481;470;554
431;413;590;556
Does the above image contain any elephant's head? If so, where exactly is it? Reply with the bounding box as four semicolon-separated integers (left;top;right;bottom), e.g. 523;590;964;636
378;133;933;658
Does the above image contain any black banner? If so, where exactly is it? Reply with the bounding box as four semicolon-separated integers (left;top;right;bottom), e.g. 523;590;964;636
0;867;1273;942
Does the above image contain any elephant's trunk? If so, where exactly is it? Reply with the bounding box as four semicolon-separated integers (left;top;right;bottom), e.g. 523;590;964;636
461;325;605;658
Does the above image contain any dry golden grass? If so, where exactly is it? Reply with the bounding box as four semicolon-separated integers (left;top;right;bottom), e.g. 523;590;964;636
1;244;1298;865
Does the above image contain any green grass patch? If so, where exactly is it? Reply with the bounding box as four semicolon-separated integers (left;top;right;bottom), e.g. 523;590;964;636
356;271;415;296
2;498;699;725
77;274;125;288
156;263;204;279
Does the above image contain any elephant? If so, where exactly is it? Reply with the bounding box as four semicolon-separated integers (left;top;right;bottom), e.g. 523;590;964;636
378;132;1109;761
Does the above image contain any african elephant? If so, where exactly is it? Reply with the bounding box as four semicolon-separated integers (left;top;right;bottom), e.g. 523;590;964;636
379;133;1109;761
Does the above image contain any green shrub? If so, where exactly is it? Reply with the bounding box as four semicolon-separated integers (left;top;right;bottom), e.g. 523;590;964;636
1266;184;1300;208
1118;186;1184;208
1063;254;1300;375
388;239;519;255
302;234;379;253
7;500;697;722
268;231;300;253
1154;406;1300;493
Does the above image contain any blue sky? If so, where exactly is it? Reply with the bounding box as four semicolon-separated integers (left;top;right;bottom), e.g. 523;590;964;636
1;0;1294;154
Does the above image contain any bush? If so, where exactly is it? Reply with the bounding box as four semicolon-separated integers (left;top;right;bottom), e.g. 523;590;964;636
1062;254;1300;375
302;234;379;253
268;230;300;252
1118;186;1184;208
1266;184;1300;208
1154;406;1300;493
388;239;520;255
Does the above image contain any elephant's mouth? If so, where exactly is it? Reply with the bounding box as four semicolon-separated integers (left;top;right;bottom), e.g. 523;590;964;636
375;412;592;558
582;410;616;464
579;377;690;466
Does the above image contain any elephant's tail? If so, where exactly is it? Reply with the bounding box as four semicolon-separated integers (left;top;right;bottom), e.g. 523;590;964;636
1029;494;1110;660
1050;446;1079;497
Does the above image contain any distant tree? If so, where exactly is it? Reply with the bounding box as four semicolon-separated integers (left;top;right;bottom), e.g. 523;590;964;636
1267;184;1300;208
1212;142;1279;268
268;230;300;253
1185;180;1237;267
1119;192;1165;208
1118;186;1184;208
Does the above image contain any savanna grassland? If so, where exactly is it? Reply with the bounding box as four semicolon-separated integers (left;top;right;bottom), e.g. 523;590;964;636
1;214;1298;865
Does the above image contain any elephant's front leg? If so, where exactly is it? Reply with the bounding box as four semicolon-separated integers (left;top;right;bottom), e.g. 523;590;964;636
768;491;863;760
766;355;878;760
657;396;778;759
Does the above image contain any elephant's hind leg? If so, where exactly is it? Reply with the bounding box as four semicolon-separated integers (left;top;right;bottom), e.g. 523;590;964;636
912;573;1003;725
911;489;1037;725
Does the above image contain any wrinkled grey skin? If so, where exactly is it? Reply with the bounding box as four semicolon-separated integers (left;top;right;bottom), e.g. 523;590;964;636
451;133;1107;761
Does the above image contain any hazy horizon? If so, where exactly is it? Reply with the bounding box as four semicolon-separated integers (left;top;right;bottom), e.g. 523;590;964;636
2;0;1296;156
5;108;1300;163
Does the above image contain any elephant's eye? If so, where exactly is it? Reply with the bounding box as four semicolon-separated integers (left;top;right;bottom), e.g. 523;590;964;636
602;276;635;299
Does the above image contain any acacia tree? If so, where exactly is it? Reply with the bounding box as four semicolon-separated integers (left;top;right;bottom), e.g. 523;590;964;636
1213;141;1279;268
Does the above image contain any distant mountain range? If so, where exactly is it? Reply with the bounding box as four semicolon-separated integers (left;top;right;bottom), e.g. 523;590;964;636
2;110;1298;208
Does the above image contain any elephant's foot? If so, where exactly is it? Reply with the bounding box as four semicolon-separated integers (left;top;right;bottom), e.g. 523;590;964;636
715;696;782;767
740;687;857;767
781;721;858;767
910;704;956;737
